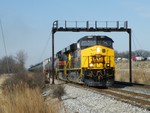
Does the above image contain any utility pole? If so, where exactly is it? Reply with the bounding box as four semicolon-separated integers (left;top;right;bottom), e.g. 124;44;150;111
0;19;9;73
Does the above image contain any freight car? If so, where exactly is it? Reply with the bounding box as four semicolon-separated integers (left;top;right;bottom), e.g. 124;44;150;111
28;58;50;72
47;35;115;87
28;62;43;72
28;58;51;82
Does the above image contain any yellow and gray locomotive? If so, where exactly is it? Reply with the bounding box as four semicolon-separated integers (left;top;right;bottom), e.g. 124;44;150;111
56;35;115;87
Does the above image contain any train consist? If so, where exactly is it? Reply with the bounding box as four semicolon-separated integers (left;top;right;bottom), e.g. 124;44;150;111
29;35;115;87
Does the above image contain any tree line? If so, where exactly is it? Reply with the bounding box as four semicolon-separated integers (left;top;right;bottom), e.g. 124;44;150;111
0;50;27;74
115;49;150;59
1;49;150;74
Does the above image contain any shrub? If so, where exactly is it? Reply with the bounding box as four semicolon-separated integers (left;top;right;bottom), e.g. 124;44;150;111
1;72;45;94
0;72;61;113
52;85;66;100
30;72;45;89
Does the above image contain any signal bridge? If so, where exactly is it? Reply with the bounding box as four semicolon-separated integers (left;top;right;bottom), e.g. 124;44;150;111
51;20;132;84
52;21;130;33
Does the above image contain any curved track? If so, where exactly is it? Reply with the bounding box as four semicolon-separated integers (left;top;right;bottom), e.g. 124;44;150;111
67;82;150;111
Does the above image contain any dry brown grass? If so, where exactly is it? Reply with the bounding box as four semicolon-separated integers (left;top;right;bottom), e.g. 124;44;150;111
0;84;60;113
0;73;62;113
115;61;150;85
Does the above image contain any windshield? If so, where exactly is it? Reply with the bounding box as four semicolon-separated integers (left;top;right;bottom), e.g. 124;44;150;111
97;40;112;48
81;40;96;48
80;37;113;49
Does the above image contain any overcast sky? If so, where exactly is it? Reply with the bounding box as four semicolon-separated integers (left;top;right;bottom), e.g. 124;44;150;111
0;0;150;68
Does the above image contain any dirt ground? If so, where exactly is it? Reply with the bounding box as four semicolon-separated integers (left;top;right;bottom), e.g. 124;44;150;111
115;61;150;85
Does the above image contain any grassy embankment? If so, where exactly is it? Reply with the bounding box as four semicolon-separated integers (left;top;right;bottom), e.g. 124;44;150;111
115;61;150;85
0;72;64;113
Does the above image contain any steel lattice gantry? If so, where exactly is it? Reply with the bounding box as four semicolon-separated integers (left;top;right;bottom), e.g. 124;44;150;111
51;20;132;84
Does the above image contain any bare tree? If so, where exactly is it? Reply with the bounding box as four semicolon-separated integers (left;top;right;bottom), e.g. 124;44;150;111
0;56;16;74
0;50;28;74
16;50;27;71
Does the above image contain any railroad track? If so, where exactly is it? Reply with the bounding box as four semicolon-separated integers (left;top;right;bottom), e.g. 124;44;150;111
114;81;150;89
67;83;150;111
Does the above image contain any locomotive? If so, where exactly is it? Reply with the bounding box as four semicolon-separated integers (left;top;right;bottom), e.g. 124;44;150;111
29;35;115;87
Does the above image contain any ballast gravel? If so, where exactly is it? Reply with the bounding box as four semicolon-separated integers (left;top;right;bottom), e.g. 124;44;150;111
61;85;150;113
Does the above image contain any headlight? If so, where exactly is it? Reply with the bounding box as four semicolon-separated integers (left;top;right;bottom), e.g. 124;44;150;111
89;63;94;67
106;63;110;67
96;47;100;53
